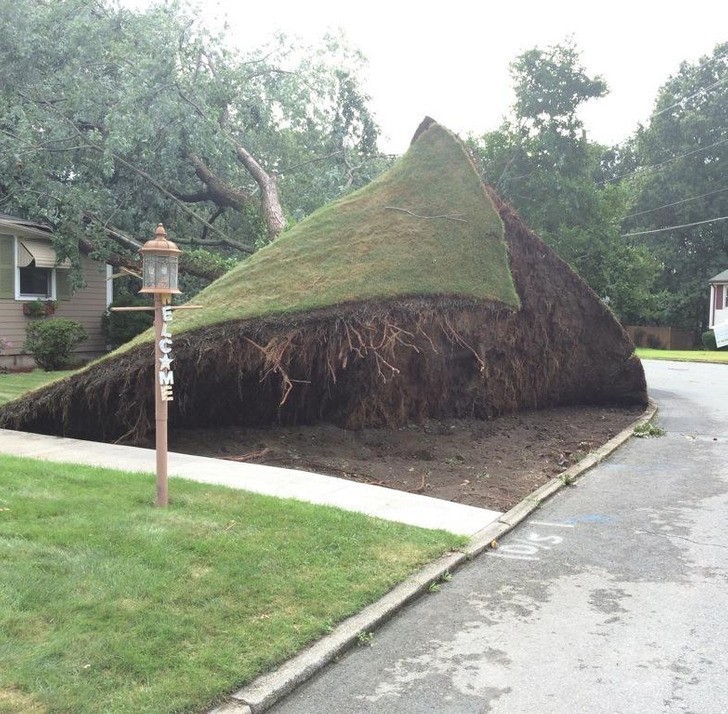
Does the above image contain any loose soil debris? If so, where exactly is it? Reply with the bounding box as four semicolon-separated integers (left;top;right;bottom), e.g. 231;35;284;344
170;404;642;513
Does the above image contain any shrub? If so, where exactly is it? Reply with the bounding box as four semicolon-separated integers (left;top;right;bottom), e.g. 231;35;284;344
24;318;87;371
632;329;646;347
645;334;662;349
101;295;153;348
702;330;717;350
701;329;728;351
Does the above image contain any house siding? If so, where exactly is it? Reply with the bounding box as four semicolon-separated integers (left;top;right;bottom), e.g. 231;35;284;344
54;254;109;356
1;236;110;368
709;282;728;329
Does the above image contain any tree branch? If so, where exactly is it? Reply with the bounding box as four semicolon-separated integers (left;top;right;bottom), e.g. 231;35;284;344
231;140;286;238
20;92;240;245
185;152;251;210
178;85;285;239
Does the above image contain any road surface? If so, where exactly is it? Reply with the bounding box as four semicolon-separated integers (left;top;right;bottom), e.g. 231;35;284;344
270;360;728;713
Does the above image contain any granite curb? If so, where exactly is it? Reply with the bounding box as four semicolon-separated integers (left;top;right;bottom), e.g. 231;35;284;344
209;400;658;714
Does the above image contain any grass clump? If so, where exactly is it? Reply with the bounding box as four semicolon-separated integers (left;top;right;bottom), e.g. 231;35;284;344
633;422;666;438
0;455;463;713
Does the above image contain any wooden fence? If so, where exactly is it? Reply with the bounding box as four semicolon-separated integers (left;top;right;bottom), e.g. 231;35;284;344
625;325;696;350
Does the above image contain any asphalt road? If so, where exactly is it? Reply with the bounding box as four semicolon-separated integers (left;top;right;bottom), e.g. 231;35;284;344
270;360;728;713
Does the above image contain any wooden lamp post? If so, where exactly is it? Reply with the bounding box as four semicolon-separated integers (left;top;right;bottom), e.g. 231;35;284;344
139;224;182;508
111;224;200;507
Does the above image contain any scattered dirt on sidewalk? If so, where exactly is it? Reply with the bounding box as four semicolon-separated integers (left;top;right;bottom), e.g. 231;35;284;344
170;405;642;512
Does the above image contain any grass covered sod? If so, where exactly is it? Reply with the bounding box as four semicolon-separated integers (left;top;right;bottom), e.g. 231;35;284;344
0;370;76;407
0;456;464;713
120;123;519;348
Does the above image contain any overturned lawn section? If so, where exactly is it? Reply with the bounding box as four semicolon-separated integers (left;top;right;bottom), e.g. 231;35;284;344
0;121;646;442
0;229;645;443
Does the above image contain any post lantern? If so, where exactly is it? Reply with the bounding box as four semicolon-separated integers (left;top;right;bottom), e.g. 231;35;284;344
139;224;181;295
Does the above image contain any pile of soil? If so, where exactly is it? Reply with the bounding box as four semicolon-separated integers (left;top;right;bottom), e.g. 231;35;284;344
170;404;642;513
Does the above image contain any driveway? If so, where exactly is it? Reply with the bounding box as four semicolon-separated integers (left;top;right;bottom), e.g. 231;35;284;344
270;360;728;713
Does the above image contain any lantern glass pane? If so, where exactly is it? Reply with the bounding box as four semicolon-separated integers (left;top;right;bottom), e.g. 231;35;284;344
157;259;170;288
142;254;179;291
144;259;156;289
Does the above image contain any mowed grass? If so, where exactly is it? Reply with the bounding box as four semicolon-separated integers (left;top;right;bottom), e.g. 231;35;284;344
0;456;464;713
0;370;77;406
636;348;728;364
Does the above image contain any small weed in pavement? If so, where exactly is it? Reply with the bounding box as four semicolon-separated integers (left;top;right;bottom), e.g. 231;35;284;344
357;631;375;647
633;422;666;438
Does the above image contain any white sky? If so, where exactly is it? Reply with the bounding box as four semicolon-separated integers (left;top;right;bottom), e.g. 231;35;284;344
128;0;728;153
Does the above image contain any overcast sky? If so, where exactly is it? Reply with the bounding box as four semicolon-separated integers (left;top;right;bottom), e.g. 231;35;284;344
127;0;727;153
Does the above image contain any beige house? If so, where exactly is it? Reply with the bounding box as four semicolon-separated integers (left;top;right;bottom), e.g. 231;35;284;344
0;214;112;369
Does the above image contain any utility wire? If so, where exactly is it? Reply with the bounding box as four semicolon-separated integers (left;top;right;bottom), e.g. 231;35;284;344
602;136;728;184
622;186;728;219
622;215;728;237
649;74;728;121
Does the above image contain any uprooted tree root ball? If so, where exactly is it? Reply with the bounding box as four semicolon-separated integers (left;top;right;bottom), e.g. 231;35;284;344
0;186;646;444
0;121;646;442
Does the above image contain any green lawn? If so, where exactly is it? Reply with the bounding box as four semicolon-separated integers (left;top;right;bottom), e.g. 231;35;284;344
0;370;76;406
636;348;728;364
0;456;463;713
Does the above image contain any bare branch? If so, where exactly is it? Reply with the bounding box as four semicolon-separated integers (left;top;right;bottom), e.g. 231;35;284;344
185;152;251;210
384;207;468;223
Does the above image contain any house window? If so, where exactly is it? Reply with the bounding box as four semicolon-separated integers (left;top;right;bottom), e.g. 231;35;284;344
14;237;68;300
723;288;728;309
19;262;53;298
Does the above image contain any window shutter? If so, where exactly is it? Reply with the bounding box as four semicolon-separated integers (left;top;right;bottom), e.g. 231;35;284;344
56;269;72;300
0;234;15;299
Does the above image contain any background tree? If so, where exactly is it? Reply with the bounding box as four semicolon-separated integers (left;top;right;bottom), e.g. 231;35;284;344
0;0;385;289
470;41;661;323
620;42;728;330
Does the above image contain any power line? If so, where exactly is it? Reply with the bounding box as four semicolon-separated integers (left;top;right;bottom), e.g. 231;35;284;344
621;215;728;237
602;136;728;184
622;186;728;220
649;74;728;121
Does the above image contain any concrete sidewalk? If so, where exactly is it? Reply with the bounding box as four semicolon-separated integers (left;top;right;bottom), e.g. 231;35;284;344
0;428;501;536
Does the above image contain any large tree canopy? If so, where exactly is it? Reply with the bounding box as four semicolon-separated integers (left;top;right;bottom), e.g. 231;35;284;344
469;41;661;323
620;42;728;330
0;0;384;286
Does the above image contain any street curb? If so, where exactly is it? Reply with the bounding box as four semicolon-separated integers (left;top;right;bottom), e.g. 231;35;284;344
208;401;658;714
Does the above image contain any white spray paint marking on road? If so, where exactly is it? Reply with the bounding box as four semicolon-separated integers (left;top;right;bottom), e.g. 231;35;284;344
488;550;541;560
489;531;565;561
529;521;575;528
